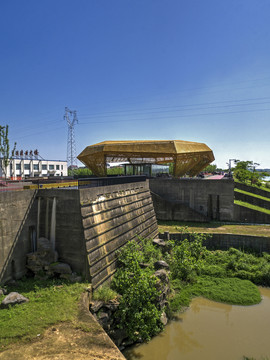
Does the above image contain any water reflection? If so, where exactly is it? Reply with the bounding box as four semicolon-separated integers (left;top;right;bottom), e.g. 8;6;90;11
124;288;270;360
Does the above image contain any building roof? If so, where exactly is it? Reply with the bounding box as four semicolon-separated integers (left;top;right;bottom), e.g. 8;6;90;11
77;140;215;177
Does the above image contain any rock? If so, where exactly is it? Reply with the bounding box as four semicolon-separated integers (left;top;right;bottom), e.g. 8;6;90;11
90;300;104;313
160;311;168;326
153;238;167;247
154;269;169;284
37;237;53;252
0;288;7;296
97;312;110;329
139;262;150;269
154;260;170;270
104;299;120;312
152;238;172;253
60;272;82;283
108;328;128;347
49;262;72;275
1;292;29;309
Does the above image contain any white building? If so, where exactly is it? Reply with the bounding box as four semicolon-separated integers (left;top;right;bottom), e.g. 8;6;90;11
0;157;68;179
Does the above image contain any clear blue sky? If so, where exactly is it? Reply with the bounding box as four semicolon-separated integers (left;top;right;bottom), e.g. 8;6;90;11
1;0;270;169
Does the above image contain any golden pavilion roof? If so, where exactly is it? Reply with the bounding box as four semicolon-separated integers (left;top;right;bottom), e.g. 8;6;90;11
77;140;215;177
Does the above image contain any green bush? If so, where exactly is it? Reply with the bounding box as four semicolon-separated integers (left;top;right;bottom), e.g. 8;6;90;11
112;240;163;342
93;285;118;302
167;235;206;282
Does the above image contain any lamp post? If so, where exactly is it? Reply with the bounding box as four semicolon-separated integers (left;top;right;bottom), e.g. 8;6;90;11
228;159;237;177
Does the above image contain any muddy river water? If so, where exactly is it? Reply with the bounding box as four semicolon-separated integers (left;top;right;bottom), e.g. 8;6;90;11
124;287;270;360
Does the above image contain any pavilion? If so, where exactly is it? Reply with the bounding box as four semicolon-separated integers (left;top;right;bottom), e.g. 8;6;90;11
77;140;215;177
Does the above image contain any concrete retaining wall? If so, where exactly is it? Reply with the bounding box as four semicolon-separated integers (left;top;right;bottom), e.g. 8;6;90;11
80;180;158;289
0;190;37;283
160;232;270;253
235;182;270;199
0;180;158;287
234;191;270;210
149;178;235;222
234;204;270;224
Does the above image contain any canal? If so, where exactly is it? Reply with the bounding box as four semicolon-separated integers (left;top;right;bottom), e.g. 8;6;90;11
124;287;270;360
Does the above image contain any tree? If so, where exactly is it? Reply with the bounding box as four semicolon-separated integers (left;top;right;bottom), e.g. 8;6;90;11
0;125;16;179
203;164;217;173
233;160;267;186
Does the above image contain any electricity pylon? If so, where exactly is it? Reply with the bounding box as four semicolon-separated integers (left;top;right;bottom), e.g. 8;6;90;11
64;107;78;169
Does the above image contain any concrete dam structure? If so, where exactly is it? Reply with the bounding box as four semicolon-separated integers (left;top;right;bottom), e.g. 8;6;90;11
0;179;158;287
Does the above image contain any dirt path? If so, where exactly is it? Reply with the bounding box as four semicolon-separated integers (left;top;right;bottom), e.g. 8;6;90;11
0;294;125;360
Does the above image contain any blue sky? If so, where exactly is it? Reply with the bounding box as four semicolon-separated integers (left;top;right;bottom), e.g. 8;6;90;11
1;0;270;169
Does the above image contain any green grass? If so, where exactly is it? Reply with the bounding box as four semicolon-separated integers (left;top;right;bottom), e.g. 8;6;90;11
235;200;270;215
234;178;270;193
158;220;270;237
0;278;88;348
169;276;261;313
92;285;118;302
190;276;261;305
235;188;270;202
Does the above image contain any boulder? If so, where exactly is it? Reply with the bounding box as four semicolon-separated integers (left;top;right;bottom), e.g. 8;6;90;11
104;299;120;312
0;288;7;296
152;238;167;248
152;238;172;253
60;272;82;283
97;311;110;329
1;292;29;309
160;311;168;326
154;260;170;270
90;300;104;313
108;328;128;347
154;269;169;284
49;262;72;275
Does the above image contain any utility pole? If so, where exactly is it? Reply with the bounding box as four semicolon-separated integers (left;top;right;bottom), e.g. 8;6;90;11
64;107;78;169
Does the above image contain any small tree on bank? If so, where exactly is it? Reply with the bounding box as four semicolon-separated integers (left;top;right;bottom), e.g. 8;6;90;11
233;160;267;186
0;125;16;179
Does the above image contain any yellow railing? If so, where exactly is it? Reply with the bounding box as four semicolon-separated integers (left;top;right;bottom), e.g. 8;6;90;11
23;181;78;190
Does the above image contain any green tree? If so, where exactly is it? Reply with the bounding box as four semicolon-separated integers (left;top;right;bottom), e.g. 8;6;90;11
0;125;16;179
69;167;92;177
233;160;267;186
203;164;217;173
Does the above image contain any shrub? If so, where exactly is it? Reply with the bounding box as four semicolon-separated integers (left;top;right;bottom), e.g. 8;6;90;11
112;240;163;342
93;285;118;302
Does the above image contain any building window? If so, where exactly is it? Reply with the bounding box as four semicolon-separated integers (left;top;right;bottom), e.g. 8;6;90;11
16;163;21;170
24;164;30;170
61;165;63;170
56;165;60;170
42;164;47;170
49;165;54;170
33;164;39;171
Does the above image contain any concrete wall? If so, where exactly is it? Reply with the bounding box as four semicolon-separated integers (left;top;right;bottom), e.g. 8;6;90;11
0;180;158;287
149;178;235;222
160;232;270;253
234;204;270;224
36;189;87;278
0;190;37;283
80;180;158;289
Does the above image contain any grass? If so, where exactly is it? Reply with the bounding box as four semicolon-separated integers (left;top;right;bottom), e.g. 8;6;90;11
92;285;118;302
169;276;261;313
158;220;270;237
235;188;270;202
234;178;270;193
0;278;88;349
235;200;270;215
